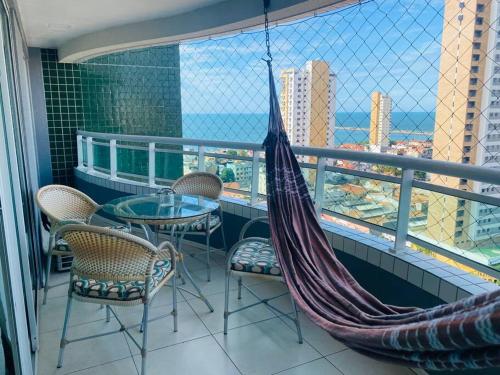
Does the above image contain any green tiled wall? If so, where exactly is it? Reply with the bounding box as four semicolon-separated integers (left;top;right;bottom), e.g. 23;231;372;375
42;46;183;185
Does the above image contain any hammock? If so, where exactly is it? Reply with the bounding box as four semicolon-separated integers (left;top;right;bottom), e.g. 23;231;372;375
262;59;500;370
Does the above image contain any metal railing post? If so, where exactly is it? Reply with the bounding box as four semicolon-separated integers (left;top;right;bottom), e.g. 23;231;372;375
393;169;414;252
250;150;260;205
76;135;83;168
314;157;326;216
110;139;117;180
148;142;155;186
198;145;205;172
86;137;94;173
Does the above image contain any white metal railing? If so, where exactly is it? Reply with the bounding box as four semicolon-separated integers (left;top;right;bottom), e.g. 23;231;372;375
76;130;500;279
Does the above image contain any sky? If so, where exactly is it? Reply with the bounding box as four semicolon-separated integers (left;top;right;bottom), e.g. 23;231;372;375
179;0;445;115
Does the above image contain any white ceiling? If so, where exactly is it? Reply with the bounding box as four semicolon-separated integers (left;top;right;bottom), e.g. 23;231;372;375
16;0;225;47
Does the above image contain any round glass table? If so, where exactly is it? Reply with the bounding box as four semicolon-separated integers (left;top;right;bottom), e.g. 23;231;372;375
102;193;219;312
102;193;219;226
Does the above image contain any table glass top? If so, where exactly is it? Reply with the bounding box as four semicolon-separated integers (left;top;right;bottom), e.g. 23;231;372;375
101;193;219;222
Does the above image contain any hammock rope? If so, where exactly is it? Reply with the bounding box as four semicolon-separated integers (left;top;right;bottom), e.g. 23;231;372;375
261;1;500;370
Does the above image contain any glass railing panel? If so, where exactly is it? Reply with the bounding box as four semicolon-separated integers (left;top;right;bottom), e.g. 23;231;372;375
93;141;110;170
322;171;400;229
301;167;316;197
82;140;88;166
204;148;253;193
116;144;148;179
155;144;184;181
409;187;500;278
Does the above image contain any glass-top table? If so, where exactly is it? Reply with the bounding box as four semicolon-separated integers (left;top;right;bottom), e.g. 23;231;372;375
102;193;219;226
102;193;218;312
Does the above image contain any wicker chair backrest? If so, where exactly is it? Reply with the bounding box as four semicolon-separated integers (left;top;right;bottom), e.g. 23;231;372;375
61;224;158;282
172;172;223;200
36;184;98;224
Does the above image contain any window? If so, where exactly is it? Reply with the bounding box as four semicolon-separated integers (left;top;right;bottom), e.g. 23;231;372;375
473;42;481;49
477;4;485;12
469;89;476;96
471;66;479;73
476;17;483;25
470;78;478;85
472;54;480;61
474;30;482;38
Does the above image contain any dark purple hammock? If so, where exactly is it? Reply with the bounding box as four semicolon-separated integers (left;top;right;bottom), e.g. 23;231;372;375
262;61;500;370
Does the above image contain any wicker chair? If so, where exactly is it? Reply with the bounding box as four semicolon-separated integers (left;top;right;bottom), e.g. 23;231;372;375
223;217;302;343
35;184;129;304
57;224;177;375
168;172;227;281
36;185;100;304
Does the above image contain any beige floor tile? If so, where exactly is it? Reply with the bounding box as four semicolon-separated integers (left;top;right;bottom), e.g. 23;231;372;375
326;349;415;375
276;358;342;375
118;301;210;354
214;318;320;375
39;319;130;375
132;336;240;375
68;357;138;375
280;312;346;356
185;288;276;334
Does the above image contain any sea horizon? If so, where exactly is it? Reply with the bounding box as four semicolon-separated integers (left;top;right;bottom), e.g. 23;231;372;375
182;112;435;145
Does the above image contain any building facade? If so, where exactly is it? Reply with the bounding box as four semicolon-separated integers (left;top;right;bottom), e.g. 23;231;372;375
369;91;392;151
280;60;336;159
427;0;500;250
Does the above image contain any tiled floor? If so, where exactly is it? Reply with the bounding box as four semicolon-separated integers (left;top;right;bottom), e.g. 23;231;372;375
38;247;425;375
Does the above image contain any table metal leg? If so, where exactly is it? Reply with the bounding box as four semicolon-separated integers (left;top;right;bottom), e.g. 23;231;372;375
175;224;214;312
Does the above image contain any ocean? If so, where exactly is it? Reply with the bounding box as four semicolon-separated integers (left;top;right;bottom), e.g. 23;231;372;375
182;112;435;145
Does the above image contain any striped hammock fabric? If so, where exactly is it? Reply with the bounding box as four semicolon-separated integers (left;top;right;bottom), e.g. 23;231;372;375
262;60;500;370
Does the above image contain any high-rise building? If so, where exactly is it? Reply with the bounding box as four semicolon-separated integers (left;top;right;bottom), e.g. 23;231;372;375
427;0;500;249
280;60;336;158
369;91;392;151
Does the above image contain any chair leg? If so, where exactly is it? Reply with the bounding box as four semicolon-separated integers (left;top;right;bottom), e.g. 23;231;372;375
141;302;150;375
57;295;73;368
220;222;228;253
237;277;242;300
290;294;303;344
172;274;178;332
106;305;111;323
43;233;55;305
223;270;231;334
206;232;211;282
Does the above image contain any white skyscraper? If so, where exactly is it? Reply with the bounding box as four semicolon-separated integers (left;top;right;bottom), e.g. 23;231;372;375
280;60;336;159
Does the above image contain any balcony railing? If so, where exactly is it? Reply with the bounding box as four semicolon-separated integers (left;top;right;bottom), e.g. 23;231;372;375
76;130;500;280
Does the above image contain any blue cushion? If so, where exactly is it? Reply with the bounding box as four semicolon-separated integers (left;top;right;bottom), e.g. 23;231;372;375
72;259;171;301
230;240;281;276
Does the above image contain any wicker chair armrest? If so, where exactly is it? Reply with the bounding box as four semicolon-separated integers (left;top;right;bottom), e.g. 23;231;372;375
157;240;178;269
51;219;88;234
239;216;269;240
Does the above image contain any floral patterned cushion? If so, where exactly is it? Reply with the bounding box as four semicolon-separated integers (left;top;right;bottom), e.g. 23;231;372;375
72;259;171;301
230;240;281;276
161;215;220;233
54;225;131;252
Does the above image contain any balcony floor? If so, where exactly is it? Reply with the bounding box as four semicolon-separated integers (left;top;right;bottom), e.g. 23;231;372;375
38;246;425;375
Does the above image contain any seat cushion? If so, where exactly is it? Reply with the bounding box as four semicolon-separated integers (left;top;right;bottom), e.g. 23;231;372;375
72;259;171;301
54;225;131;253
230;240;281;276
161;215;220;233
